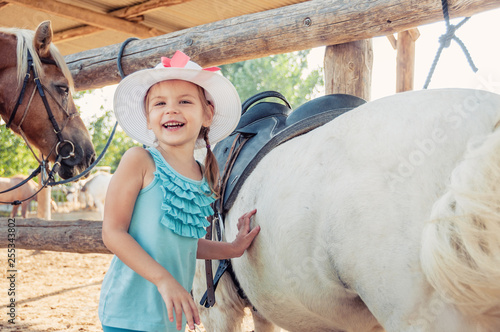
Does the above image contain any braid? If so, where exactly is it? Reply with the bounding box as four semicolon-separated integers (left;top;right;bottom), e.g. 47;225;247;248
202;127;220;198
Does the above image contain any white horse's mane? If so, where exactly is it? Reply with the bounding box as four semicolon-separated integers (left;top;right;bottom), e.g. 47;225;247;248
0;27;74;92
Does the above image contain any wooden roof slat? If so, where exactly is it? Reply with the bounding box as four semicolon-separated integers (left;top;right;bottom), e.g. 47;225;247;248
0;1;10;9
5;0;165;38
52;0;185;44
112;0;193;18
53;25;103;43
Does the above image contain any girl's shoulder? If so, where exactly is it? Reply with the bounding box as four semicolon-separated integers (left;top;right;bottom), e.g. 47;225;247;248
120;146;154;167
115;147;156;185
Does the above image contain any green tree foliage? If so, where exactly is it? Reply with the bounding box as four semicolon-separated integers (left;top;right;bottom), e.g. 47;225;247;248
220;50;323;109
0;128;39;177
87;109;139;173
71;90;138;173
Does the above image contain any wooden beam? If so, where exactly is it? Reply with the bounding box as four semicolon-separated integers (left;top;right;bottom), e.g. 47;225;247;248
5;0;163;38
396;29;419;93
324;40;373;101
53;0;185;44
387;34;397;50
407;28;421;41
0;218;111;254
64;0;500;91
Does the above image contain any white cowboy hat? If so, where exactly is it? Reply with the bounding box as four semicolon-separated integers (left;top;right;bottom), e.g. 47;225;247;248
113;50;241;148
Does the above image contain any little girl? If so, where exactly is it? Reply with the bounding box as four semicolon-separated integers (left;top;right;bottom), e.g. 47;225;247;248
98;51;260;332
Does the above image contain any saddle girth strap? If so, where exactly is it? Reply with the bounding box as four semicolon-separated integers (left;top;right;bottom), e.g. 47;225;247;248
203;215;216;307
202;134;250;308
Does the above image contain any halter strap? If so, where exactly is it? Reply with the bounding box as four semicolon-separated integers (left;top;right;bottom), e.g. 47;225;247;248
33;71;64;143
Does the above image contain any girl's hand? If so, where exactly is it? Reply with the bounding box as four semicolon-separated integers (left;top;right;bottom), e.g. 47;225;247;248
231;209;260;257
156;276;200;331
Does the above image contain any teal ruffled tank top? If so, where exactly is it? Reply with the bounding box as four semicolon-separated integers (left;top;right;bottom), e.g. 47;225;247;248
149;147;215;238
99;148;215;331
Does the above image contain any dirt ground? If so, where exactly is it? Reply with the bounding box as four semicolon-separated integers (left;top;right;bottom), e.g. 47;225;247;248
1;211;255;332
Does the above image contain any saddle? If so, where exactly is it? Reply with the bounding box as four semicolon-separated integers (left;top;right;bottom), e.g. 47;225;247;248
213;91;366;214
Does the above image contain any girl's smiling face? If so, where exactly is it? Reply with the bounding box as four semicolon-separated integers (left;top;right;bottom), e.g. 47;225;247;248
146;80;214;150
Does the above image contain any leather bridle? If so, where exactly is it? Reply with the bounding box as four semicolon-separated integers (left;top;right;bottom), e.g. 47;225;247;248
6;50;79;163
1;50;78;201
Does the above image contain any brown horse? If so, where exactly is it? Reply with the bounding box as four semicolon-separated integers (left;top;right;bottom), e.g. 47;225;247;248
0;21;95;179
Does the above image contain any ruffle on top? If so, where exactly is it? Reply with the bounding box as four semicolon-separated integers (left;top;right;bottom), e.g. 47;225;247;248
148;148;215;239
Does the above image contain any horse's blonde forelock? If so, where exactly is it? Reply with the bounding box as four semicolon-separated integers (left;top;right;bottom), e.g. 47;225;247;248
49;42;74;92
0;27;74;92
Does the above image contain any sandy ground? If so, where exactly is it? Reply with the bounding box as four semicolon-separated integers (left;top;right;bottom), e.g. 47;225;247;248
0;211;255;332
1;249;111;332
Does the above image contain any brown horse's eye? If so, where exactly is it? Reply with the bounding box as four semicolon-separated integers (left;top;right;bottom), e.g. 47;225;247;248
57;85;69;96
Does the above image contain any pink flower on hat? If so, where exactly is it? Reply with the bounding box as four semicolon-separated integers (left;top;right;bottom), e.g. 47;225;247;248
161;51;221;72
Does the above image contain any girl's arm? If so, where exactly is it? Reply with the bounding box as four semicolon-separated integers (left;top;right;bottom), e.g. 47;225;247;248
197;209;260;260
102;147;199;331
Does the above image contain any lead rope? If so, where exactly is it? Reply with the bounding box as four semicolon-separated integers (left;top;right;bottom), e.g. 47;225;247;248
423;0;478;89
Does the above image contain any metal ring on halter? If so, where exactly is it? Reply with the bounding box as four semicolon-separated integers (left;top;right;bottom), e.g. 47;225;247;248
55;140;76;159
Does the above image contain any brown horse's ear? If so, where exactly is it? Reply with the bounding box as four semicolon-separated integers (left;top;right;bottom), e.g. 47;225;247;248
34;21;53;58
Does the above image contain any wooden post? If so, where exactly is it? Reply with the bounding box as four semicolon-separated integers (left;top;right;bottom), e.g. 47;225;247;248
36;162;51;220
396;28;420;93
324;39;373;101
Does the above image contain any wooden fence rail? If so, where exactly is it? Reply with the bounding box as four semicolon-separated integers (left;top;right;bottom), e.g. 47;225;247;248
0;218;111;254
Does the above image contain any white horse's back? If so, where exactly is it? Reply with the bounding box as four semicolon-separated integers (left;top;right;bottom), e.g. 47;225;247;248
194;89;500;332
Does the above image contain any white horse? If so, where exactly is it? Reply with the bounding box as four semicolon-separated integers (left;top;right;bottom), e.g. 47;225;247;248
81;172;112;217
62;172;111;217
192;88;500;332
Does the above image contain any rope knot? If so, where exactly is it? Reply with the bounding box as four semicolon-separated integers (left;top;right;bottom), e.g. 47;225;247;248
439;25;457;48
423;0;477;89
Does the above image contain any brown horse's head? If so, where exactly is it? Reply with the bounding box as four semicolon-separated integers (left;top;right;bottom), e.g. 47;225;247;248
0;21;95;179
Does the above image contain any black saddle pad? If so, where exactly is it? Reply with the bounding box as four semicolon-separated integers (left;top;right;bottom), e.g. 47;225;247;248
213;92;366;213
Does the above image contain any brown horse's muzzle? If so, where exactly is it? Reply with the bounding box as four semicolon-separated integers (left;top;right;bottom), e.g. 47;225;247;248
57;137;96;179
52;115;96;179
